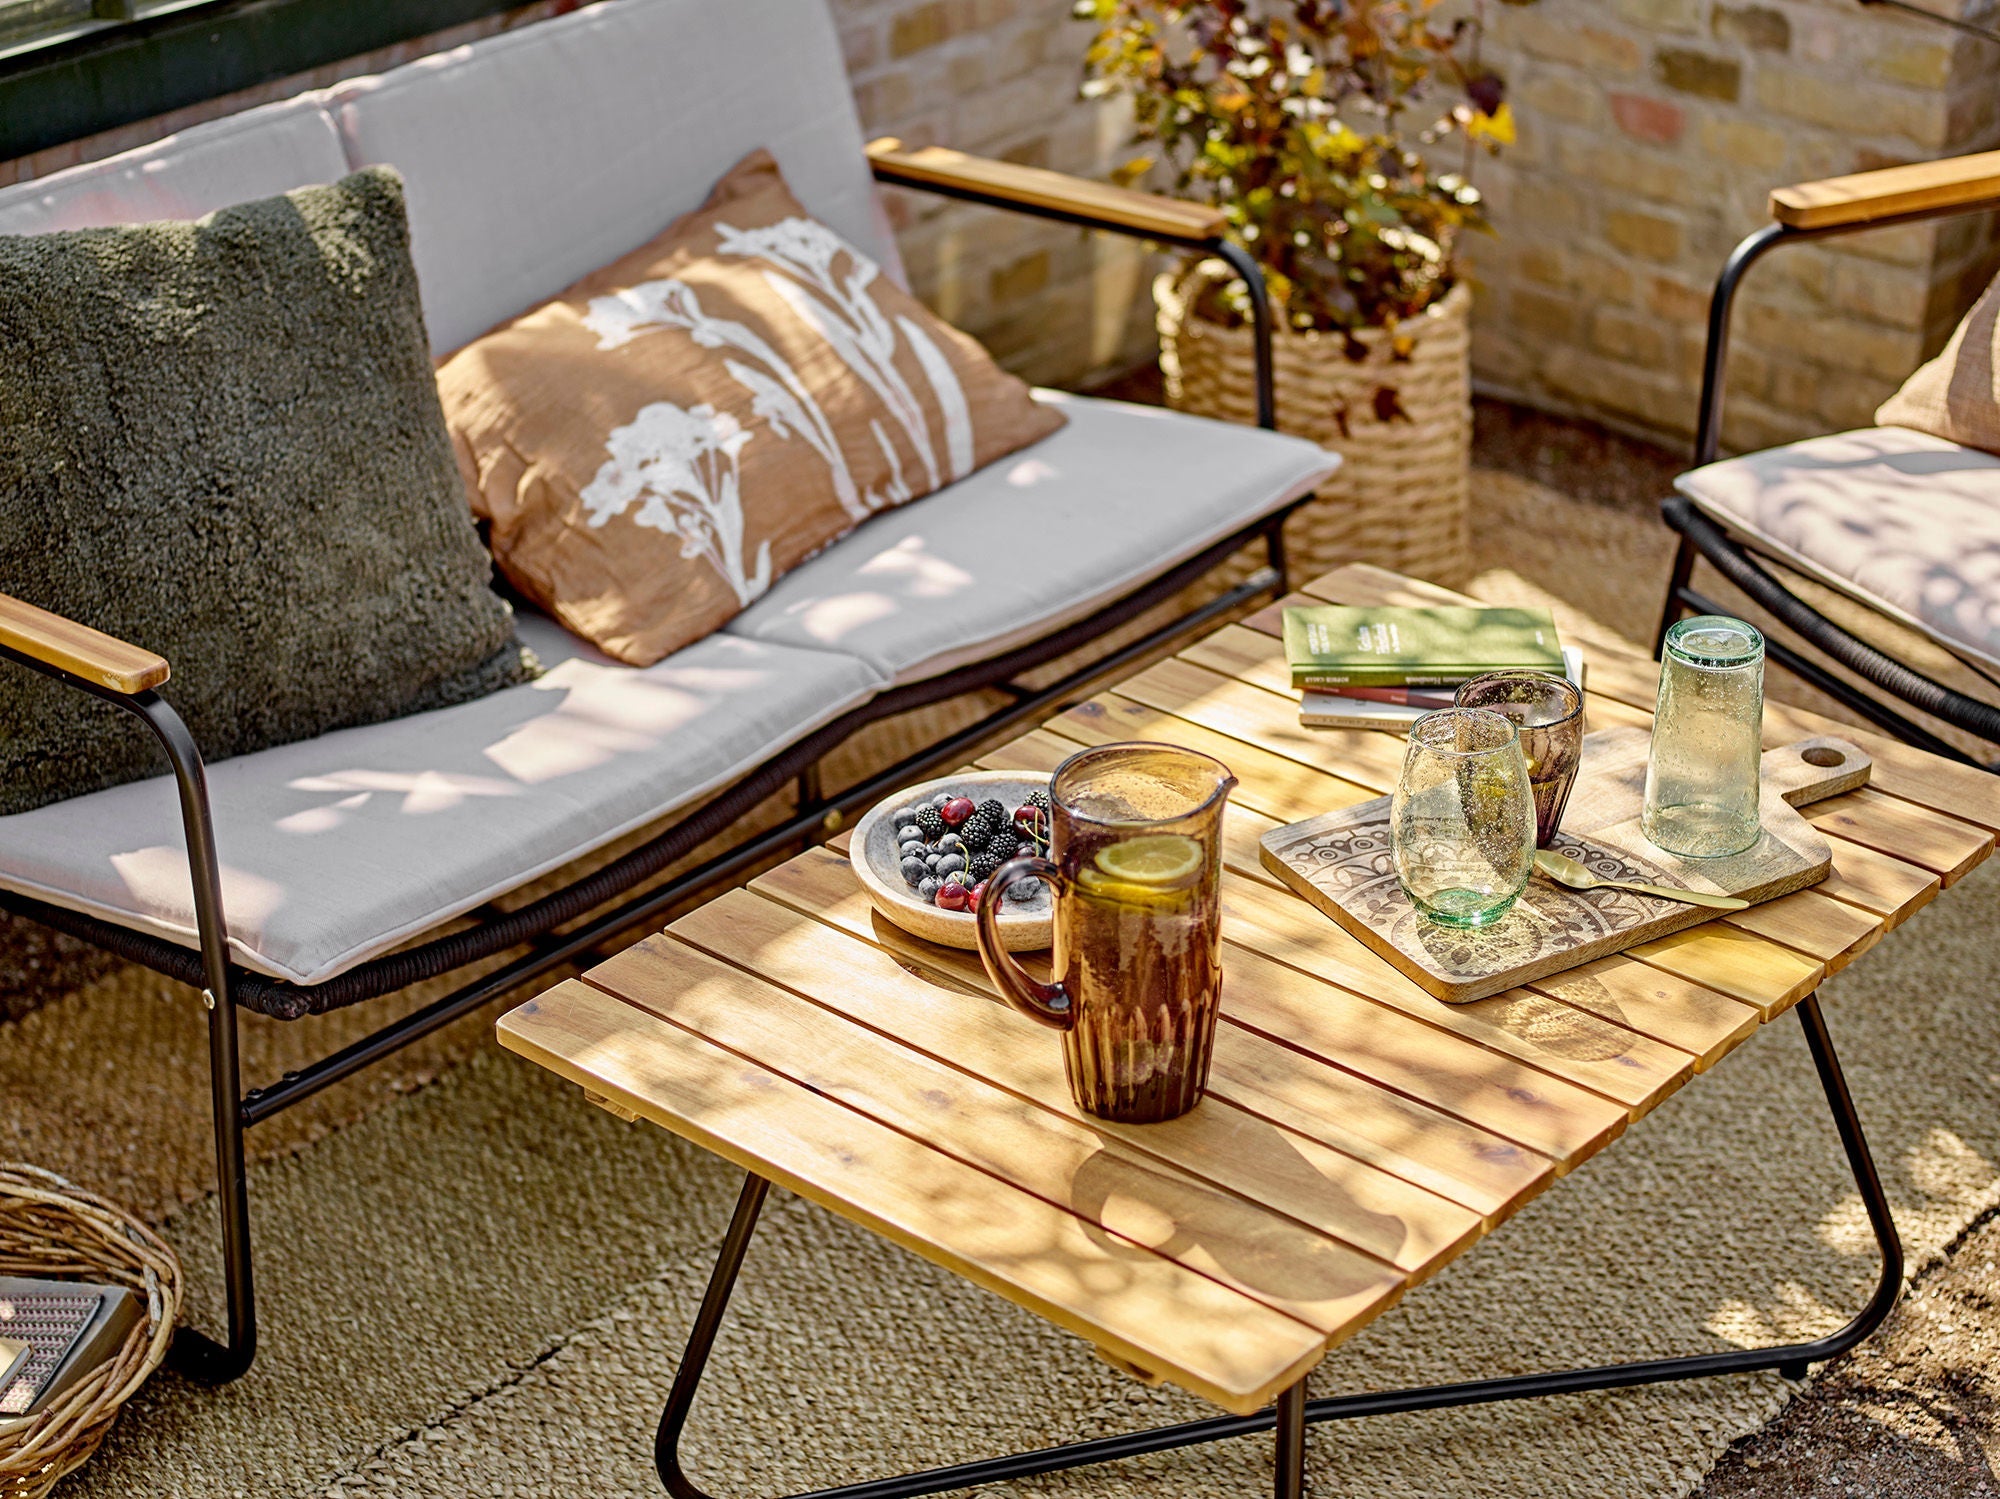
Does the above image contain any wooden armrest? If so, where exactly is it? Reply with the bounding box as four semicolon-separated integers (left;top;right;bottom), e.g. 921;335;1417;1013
866;139;1226;243
0;593;168;693
1771;148;2000;230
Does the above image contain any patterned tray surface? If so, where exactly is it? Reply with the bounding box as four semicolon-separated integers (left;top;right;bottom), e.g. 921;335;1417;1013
1259;729;1870;1003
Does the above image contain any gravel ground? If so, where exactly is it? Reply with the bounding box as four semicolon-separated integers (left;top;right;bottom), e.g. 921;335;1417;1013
1699;1204;2000;1498
1471;393;1685;515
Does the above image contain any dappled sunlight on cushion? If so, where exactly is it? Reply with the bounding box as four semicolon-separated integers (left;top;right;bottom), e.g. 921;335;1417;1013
0;624;881;986
1005;457;1061;487
488;659;787;784
109;846;287;931
725;392;1340;683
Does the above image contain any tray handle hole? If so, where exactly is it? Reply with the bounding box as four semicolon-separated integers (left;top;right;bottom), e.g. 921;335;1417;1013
1802;746;1846;768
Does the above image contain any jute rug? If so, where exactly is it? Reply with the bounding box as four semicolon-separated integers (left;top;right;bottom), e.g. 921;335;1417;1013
10;472;1998;1497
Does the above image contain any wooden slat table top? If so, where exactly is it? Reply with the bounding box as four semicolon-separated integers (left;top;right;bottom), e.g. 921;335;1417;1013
497;563;2000;1418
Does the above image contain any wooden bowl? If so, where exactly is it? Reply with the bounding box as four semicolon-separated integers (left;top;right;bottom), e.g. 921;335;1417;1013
850;770;1054;951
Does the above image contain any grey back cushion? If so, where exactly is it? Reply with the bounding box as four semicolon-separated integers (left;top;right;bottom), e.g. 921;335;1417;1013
0;166;534;815
328;0;901;355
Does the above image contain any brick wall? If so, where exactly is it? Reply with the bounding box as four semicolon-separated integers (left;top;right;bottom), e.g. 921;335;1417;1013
1472;0;2000;452
5;0;1996;448
834;0;1163;390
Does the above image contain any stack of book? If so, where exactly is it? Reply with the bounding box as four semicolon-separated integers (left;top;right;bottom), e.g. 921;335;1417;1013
1284;604;1582;731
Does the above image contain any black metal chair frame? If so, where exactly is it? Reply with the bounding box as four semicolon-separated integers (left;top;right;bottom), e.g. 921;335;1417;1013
648;993;1900;1499
0;184;1284;1386
1656;198;2000;768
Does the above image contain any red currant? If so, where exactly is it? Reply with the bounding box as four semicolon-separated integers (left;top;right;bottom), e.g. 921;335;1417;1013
940;796;975;827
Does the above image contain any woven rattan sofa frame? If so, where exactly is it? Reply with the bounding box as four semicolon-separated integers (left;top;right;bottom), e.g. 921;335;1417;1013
0;147;1285;1386
1657;150;2000;768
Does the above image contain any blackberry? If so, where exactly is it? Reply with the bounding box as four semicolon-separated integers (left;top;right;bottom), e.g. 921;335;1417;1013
914;805;945;839
969;849;1001;881
1026;789;1051;813
977;798;1006;824
958;810;998;851
985;833;1021;862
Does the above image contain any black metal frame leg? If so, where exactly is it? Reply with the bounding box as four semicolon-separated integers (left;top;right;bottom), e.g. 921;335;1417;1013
654;992;1899;1498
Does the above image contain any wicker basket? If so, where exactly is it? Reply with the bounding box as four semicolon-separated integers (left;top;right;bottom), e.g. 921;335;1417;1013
0;1166;180;1499
1157;267;1473;587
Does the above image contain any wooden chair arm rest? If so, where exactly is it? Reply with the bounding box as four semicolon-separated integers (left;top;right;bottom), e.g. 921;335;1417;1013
0;593;169;693
1771;148;2000;230
866;138;1226;243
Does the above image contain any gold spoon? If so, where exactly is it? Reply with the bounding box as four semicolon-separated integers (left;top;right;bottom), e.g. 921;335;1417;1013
1533;850;1750;911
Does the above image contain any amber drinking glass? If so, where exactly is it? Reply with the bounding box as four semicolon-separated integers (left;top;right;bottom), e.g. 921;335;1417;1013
1455;671;1585;847
975;743;1235;1124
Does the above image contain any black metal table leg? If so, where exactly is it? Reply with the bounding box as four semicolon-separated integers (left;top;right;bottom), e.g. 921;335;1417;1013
655;990;1900;1499
657;1174;774;1499
1273;1379;1306;1499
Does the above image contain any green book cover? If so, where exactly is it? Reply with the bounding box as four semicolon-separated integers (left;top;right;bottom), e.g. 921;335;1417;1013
1284;605;1564;687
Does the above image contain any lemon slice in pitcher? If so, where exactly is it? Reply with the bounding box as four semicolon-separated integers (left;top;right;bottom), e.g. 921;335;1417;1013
1077;834;1204;905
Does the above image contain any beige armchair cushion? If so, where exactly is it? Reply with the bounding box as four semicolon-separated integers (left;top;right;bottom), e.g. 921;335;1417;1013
1879;272;2000;455
1676;426;2000;669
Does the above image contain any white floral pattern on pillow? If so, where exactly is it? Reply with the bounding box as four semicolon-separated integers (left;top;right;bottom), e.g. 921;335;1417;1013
577;217;976;598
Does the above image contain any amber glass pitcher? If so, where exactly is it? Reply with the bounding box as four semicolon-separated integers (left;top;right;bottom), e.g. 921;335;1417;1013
975;743;1235;1124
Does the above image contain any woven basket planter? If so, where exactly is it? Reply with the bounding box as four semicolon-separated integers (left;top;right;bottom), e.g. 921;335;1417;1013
1157;268;1473;588
0;1166;180;1499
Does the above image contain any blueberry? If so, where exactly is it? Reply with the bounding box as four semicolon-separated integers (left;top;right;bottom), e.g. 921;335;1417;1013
899;807;925;824
930;791;952;808
937;853;966;875
938;833;965;852
917;876;940;900
896;823;922;842
1005;876;1041;904
898;835;926;855
900;857;928;885
925;851;943;868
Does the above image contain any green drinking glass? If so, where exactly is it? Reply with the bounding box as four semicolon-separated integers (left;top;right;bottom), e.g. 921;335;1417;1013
1391;708;1537;928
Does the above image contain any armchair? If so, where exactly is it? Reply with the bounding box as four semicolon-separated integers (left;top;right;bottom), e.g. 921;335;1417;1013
1657;149;2000;766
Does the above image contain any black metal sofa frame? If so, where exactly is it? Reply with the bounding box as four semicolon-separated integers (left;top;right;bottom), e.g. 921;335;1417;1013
0;144;1288;1384
1657;149;2000;767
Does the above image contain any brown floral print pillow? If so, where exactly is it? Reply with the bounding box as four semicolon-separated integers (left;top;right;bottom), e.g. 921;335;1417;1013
437;150;1065;665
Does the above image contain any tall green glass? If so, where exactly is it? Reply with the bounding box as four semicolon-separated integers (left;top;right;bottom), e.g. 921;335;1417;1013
1643;616;1765;858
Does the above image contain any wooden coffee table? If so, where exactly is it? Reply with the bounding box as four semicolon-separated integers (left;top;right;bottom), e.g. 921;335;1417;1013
499;564;2000;1499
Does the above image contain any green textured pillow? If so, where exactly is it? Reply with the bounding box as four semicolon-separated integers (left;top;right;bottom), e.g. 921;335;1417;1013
0;166;535;815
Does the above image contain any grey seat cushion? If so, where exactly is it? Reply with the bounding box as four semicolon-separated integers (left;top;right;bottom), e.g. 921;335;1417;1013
0;166;535;815
1676;425;2000;670
723;392;1342;682
0;615;881;985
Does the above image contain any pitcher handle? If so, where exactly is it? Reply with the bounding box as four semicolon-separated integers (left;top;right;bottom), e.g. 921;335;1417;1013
975;856;1073;1031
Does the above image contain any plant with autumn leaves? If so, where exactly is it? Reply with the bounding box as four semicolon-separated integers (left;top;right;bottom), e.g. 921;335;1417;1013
1077;0;1534;339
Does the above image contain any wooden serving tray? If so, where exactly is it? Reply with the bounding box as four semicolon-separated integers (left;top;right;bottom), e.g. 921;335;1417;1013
1258;728;1871;1004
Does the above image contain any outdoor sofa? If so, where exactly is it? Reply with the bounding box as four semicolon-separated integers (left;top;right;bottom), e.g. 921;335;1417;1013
0;0;1338;1381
